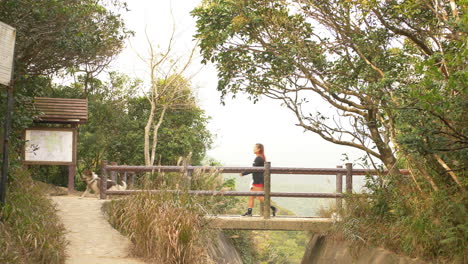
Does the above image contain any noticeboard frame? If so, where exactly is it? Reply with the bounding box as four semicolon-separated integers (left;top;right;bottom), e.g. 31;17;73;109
22;127;77;166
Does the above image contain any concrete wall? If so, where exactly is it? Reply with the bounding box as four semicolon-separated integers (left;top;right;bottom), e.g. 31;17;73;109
209;232;243;264
302;235;427;264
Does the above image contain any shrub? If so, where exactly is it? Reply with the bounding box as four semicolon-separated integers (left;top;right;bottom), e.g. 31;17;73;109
0;168;67;264
337;173;467;263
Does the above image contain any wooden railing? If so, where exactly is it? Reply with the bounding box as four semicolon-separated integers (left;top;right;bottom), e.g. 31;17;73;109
100;160;409;219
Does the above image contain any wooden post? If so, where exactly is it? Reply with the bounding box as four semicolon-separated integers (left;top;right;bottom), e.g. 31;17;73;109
182;161;192;190
68;165;75;193
263;162;271;219
346;163;353;193
110;161;117;182
122;171;127;184
100;160;108;199
68;124;78;193
182;160;188;190
129;172;135;189
186;169;192;190
336;165;343;210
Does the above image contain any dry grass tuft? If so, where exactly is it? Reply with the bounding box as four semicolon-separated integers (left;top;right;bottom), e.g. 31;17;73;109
105;191;215;263
104;160;241;263
0;168;67;264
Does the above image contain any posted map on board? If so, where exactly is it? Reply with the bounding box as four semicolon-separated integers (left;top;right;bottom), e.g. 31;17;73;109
24;129;73;163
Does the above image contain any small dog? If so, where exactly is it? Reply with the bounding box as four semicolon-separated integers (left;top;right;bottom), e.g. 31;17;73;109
80;170;127;198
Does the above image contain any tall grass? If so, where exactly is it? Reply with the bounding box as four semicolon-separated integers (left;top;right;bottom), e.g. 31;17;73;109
104;165;238;263
0;168;67;264
105;191;214;263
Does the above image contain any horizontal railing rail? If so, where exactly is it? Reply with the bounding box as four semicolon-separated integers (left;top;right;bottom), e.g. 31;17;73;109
100;160;409;219
104;164;409;176
105;190;344;198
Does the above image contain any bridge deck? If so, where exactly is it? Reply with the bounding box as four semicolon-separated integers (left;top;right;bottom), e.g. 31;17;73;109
205;215;334;231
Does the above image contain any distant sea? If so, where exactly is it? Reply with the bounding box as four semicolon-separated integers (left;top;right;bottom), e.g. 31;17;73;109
224;173;367;216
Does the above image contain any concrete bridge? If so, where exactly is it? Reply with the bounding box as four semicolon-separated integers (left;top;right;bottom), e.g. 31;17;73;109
206;215;334;231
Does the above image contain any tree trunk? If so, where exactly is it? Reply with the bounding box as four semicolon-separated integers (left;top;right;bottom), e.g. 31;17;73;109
149;105;167;166
144;100;155;166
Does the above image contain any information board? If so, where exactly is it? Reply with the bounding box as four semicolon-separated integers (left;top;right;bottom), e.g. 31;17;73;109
0;21;16;86
23;128;76;165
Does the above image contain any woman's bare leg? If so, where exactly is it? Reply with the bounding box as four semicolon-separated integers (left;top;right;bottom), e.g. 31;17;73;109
248;196;254;208
251;186;264;205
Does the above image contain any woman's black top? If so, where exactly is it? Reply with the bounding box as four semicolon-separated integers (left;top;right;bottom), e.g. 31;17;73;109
242;156;265;184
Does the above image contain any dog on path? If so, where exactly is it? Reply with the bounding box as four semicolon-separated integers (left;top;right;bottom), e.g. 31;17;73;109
80;170;127;198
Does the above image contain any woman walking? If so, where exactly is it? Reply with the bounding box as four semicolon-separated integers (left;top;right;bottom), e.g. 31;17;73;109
240;143;277;217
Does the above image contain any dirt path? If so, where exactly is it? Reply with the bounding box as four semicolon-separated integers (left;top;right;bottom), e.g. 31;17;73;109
51;196;145;264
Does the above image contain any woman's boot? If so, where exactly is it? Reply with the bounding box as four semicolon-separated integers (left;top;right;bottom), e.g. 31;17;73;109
242;208;252;216
270;206;277;217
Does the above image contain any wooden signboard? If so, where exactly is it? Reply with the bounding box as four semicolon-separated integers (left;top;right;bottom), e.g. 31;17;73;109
23;128;77;165
0;21;16;86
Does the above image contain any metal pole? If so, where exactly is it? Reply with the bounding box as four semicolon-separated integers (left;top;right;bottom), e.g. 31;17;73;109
336;165;343;210
263;161;271;219
100;160;108;199
0;86;13;205
346;163;353;193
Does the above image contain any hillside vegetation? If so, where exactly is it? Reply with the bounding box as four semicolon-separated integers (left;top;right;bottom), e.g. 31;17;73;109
0;169;67;264
192;1;467;262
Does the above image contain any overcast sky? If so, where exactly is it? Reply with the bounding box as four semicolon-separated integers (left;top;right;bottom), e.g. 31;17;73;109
110;0;367;168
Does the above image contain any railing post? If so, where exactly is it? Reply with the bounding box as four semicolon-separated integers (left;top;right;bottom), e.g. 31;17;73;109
100;160;108;199
263;162;271;219
129;172;135;189
336;165;343;210
182;160;191;190
345;163;353;193
122;171;127;185
110;161;117;182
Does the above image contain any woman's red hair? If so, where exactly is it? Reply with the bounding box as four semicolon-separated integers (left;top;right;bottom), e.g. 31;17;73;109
255;143;266;161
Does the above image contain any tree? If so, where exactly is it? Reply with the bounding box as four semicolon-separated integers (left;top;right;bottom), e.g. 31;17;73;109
192;0;466;177
45;72;212;171
0;0;131;78
193;2;467;260
0;0;131;167
140;33;199;166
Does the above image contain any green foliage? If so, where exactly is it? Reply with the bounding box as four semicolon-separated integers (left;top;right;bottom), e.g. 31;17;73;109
69;73;213;168
0;0;131;76
0;169;67;264
338;174;467;263
33;72;213;187
223;230;257;264
0;0;130;170
255;230;309;264
224;198;309;264
130;165;238;215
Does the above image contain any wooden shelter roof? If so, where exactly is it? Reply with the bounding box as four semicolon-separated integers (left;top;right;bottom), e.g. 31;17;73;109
32;97;88;124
